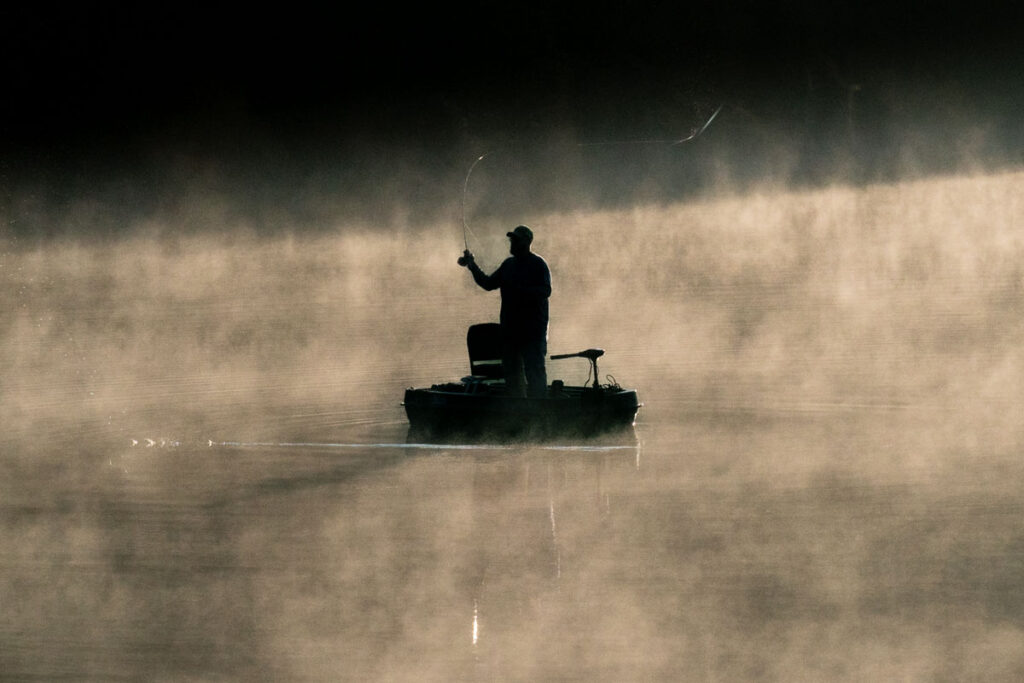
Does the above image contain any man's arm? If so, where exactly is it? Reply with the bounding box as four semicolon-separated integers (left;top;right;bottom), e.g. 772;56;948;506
461;250;501;291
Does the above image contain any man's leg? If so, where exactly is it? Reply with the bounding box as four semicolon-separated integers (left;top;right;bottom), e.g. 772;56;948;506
502;340;526;397
522;338;548;399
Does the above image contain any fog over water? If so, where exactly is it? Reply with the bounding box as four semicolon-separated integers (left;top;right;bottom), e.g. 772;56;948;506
3;6;1024;677
3;135;1024;678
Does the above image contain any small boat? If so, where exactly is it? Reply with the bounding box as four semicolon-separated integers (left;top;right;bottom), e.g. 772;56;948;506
403;323;641;439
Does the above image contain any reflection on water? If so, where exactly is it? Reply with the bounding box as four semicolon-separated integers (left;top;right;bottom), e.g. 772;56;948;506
7;413;1024;680
4;170;1024;680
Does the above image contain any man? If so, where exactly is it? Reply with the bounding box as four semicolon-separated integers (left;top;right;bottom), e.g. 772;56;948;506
460;225;551;398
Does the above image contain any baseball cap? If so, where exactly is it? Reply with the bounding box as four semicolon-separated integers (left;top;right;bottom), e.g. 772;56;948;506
506;225;533;243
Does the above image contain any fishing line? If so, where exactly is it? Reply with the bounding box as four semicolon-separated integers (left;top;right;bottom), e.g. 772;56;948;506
460;104;723;252
671;103;722;145
573;103;724;147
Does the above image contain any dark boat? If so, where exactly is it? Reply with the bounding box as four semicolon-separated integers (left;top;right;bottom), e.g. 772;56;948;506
403;323;641;439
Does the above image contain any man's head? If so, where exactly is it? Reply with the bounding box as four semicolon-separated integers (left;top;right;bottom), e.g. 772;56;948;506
507;225;533;256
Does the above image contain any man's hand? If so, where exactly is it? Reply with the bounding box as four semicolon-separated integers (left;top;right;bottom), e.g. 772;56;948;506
458;250;475;267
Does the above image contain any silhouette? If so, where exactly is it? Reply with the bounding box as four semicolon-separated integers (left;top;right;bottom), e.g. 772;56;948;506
460;225;551;398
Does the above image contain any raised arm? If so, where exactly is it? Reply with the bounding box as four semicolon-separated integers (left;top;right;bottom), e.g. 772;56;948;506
460;250;500;291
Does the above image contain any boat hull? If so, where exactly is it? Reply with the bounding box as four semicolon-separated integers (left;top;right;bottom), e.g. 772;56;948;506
403;383;640;439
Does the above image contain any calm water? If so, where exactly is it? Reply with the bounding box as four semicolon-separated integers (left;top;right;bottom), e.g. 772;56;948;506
6;409;1024;681
4;172;1024;680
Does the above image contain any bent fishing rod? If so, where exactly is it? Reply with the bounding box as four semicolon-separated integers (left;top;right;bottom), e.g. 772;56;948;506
461;152;488;254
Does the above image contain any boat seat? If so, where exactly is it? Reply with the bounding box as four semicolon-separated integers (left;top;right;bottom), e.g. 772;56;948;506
467;323;504;380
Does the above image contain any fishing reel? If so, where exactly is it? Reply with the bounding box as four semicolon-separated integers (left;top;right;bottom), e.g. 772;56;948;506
457;250;474;267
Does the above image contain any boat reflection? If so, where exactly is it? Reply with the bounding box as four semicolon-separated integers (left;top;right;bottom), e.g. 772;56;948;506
450;435;643;663
404;424;640;453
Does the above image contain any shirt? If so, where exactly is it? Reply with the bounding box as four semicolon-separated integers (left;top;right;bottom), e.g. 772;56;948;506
470;252;551;341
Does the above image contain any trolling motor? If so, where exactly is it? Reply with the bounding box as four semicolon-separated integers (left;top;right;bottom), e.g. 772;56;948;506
550;348;605;388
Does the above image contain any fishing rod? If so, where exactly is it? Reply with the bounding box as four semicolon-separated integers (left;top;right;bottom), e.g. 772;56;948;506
459;104;723;256
461;152;489;250
458;152;488;265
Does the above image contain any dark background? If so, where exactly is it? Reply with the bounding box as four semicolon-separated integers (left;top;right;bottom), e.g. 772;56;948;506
2;4;1022;233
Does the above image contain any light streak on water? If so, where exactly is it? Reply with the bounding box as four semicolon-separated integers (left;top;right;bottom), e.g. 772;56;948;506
472;600;479;646
549;498;561;580
205;440;639;453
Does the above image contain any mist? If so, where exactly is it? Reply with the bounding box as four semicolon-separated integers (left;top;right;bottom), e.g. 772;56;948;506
4;5;1024;679
5;154;1022;431
4;134;1024;678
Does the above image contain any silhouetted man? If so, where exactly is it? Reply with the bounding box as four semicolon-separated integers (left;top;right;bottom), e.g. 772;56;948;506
460;225;551;398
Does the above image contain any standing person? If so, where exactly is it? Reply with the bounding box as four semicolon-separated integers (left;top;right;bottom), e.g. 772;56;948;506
459;225;551;398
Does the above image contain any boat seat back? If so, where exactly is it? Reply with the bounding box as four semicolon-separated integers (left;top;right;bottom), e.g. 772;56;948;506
467;323;504;379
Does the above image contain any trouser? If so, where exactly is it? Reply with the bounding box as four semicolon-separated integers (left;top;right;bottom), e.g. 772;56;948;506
502;337;547;398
